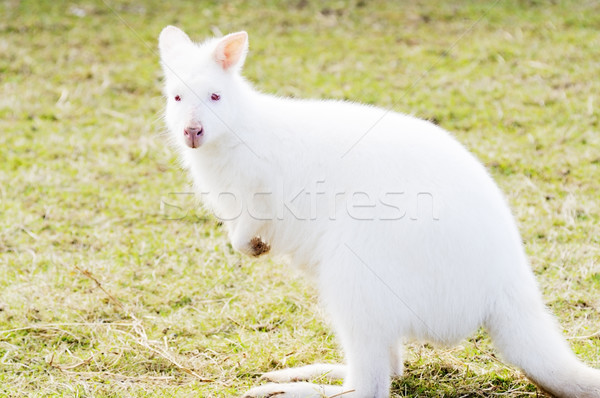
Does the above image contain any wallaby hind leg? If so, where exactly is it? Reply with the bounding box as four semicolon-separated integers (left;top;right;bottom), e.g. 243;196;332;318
242;382;345;398
261;364;346;383
390;342;404;377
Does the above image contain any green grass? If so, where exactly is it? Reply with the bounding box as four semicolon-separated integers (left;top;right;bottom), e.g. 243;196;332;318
1;0;599;396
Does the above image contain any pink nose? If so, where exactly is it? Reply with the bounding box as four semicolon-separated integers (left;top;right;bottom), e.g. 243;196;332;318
183;125;203;148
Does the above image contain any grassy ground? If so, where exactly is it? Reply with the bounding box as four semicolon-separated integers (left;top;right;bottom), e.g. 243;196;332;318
1;0;599;396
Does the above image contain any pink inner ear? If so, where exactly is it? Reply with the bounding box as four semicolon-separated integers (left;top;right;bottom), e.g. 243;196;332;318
215;33;247;70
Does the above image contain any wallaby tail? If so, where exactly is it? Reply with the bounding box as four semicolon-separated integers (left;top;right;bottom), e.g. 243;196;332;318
486;285;600;398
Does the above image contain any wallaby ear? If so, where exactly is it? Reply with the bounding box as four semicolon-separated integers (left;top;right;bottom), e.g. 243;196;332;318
159;26;192;59
213;31;248;72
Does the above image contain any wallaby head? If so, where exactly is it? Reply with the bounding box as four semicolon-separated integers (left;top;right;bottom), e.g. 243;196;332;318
159;26;248;150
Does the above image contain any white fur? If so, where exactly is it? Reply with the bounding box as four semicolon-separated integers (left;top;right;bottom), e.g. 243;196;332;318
262;364;346;383
243;382;345;398
159;27;600;398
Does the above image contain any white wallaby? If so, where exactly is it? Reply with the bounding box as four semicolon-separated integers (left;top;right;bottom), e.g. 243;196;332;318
158;26;600;398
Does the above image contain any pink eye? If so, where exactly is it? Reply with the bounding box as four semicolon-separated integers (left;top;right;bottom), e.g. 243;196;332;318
174;95;181;102
210;93;221;101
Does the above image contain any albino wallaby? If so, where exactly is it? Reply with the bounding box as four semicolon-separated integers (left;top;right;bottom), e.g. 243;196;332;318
158;26;600;397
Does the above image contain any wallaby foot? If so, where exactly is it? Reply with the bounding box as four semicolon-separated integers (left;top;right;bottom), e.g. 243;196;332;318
242;382;345;398
262;364;346;383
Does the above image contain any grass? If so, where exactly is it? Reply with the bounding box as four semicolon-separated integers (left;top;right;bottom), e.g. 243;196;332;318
1;0;599;396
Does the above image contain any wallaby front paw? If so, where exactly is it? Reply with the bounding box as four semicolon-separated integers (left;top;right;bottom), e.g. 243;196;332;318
249;236;270;257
